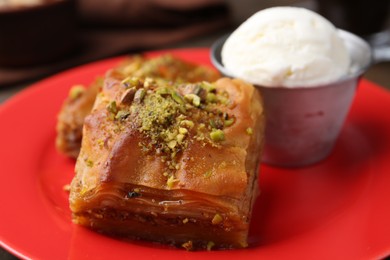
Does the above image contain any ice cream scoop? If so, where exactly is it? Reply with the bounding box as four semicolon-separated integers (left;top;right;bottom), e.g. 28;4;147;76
212;7;372;167
221;7;351;88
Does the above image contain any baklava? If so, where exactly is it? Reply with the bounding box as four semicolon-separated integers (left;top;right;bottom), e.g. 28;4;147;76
69;67;264;250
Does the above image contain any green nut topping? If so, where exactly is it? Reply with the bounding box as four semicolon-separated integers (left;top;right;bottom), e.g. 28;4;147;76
112;77;237;171
176;133;185;143
206;93;217;103
69;85;85;100
184;93;201;107
168;140;177;149
201;81;216;92
166;175;179;189
134;88;146;103
120;87;137;105
224;118;235;127
178;127;188;134
180;120;194;128
106;101;117;114
171;91;185;105
115;110;130;120
210;129;225;142
156;87;170;95
121;76;140;88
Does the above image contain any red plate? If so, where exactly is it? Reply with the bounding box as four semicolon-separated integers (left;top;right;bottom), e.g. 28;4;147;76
0;48;389;260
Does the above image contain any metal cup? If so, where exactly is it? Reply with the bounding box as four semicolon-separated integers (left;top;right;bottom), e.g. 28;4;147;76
211;29;372;167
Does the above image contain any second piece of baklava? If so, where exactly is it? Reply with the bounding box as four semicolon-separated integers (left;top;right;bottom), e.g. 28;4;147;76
56;55;221;158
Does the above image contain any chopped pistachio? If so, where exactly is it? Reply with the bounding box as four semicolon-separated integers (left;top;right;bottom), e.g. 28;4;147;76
121;76;139;88
165;130;178;141
180;120;194;128
210;129;225;142
120;87;136;105
209;119;217;128
178;127;188;135
128;78;238;174
198;123;205;130
134;88;146;103
201;81;216;92
69;85;85;100
106;101;117;114
171;91;184;105
246;127;253;135
206;93;217;103
167;175;179;189
143;77;153;88
196;135;205;142
133;188;141;193
177;114;186;120
115;110;130;120
184;93;201;107
156;87;170;95
211;213;223;225
224;118;235;127
218;95;230;105
176;133;185;144
206;241;215;251
168;140;177;149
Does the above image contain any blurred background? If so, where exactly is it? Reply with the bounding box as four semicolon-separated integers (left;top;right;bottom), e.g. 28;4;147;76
0;0;389;259
0;0;389;99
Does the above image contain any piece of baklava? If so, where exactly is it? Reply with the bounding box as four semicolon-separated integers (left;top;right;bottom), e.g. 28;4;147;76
69;72;264;250
56;55;221;158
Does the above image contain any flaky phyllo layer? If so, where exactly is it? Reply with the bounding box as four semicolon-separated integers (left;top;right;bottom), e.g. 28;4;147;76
69;66;265;250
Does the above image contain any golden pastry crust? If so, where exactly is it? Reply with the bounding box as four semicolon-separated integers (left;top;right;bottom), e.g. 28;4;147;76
56;80;101;158
56;55;221;158
69;71;264;250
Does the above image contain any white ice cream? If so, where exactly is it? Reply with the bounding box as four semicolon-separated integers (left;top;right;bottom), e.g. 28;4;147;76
221;7;351;88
